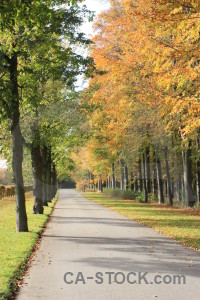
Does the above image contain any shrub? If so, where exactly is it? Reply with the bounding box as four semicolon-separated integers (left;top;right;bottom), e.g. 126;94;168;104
0;185;32;199
104;188;138;200
149;193;158;203
135;191;145;203
24;185;33;192
0;185;6;199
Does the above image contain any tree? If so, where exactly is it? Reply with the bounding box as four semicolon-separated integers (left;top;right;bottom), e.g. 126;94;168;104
0;0;93;230
73;0;199;208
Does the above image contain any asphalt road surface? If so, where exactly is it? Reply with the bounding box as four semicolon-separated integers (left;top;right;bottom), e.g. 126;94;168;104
16;189;200;300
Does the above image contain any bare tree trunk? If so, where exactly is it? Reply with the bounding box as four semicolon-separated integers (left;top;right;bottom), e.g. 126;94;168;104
156;156;164;204
143;153;148;203
31;143;44;214
120;159;124;190
10;53;28;232
138;158;143;192
176;178;182;201
46;148;52;202
171;162;175;198
134;177;138;191
50;163;56;199
42;146;48;206
130;172;134;191
145;147;151;193
108;176;111;188
124;165;129;190
196;166;200;203
88;171;90;190
106;176;108;188
152;151;157;195
165;180;168;198
52;163;57;198
111;163;116;189
99;179;103;193
182;142;194;207
171;180;175;199
164;147;173;206
196;163;200;203
196;137;200;203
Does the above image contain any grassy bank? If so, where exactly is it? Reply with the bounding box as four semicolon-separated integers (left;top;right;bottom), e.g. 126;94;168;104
0;193;57;300
83;192;200;252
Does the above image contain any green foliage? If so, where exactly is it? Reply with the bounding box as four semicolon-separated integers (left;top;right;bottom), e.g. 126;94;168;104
0;0;94;187
135;191;146;203
0;121;12;167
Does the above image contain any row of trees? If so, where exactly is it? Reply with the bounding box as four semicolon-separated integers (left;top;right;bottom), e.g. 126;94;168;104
73;0;200;208
0;1;92;231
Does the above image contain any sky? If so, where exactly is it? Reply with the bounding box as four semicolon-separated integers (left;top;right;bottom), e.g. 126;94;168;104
76;0;110;89
81;0;110;37
0;160;7;169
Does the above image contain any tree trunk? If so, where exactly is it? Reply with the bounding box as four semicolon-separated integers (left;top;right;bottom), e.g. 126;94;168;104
171;162;175;198
182;142;194;207
31;143;44;214
171;180;175;199
145;147;151;193
46;148;52;202
134;177;138;191
120;159;124;190
50;163;56;199
124;165;129;190
142;153;148;203
111;163;116;189
88;171;90;190
196;163;200;203
138;159;143;192
99;179;103;193
196;137;200;203
165;180;168;198
176;178;182;201
164;147;173;206
131;172;134;191
108;176;111;188
42;146;48;206
156;156;164;204
52;163;57;198
10;53;28;232
196;164;200;203
152;151;157;195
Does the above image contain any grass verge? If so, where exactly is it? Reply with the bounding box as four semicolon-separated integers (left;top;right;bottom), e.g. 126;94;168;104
83;192;200;252
0;192;57;300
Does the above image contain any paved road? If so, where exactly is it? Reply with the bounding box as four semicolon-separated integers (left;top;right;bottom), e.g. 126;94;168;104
16;189;200;300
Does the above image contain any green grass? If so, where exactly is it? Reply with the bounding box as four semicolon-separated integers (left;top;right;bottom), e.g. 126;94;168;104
83;192;200;252
0;193;57;300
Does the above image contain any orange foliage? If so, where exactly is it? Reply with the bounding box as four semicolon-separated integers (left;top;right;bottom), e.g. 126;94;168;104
75;0;200;185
